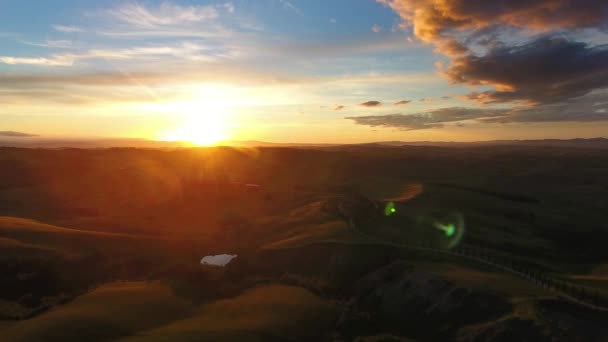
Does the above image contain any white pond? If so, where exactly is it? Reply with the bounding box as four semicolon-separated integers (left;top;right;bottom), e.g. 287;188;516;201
200;254;238;267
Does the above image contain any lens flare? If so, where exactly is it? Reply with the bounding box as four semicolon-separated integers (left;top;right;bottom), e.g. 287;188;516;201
434;222;456;237
384;202;397;216
417;211;465;249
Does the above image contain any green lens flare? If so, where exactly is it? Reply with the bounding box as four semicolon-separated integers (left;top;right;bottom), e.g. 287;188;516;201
434;222;456;237
417;212;465;250
384;202;396;216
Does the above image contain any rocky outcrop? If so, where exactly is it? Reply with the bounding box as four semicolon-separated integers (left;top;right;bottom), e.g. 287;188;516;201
456;318;546;342
338;261;512;340
322;195;380;229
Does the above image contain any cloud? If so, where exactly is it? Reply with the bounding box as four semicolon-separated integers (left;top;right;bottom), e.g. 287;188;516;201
98;1;231;39
394;100;411;105
347;107;509;130
0;56;74;66
0;67;437;107
330;18;337;24
0;70;436;89
481;91;608;123
222;2;235;14
0;87;158;105
52;25;83;33
372;24;383;33
0;42;221;67
96;29;230;39
23;40;73;49
361;100;382;107
348;91;608;129
0;131;38;138
268;35;412;60
379;0;608;47
7;3;412;69
448;36;608;104
419;97;435;103
334;105;345;110
277;0;303;16
108;2;218;28
380;0;608;105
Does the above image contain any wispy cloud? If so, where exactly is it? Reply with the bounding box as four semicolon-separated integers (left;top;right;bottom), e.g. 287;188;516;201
10;3;410;71
0;131;38;138
22;40;73;49
277;0;303;16
0;56;74;67
108;2;218;28
97;1;232;39
266;35;411;60
0;68;437;107
52;25;83;33
0;42;225;67
372;24;382;33
222;2;235;14
96;29;229;39
394;100;411;105
0;70;437;91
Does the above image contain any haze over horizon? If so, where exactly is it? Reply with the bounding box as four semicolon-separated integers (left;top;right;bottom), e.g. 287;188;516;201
2;0;608;144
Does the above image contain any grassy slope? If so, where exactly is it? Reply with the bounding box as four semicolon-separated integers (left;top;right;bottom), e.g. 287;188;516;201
121;285;338;341
0;282;195;342
0;216;173;259
0;282;337;342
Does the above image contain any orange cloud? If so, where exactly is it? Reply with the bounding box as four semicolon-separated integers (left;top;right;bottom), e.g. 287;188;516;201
379;0;608;104
360;100;382;107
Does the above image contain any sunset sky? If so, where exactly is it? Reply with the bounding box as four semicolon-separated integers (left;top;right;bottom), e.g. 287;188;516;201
1;0;608;144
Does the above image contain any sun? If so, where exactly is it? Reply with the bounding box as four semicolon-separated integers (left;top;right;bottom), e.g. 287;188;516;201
160;108;229;146
157;85;234;146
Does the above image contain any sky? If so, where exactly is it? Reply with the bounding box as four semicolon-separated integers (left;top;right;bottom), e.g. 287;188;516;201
1;0;608;144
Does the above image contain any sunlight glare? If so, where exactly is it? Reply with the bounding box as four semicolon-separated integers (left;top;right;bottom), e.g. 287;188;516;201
158;84;236;145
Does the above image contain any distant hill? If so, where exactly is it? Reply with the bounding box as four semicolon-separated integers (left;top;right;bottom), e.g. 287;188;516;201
0;138;187;149
380;138;608;149
1;137;607;149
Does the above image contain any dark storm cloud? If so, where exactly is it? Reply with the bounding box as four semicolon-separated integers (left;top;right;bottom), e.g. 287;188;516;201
360;100;382;107
0;131;38;137
394;100;411;105
346;107;509;130
380;0;608;115
448;36;608;104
